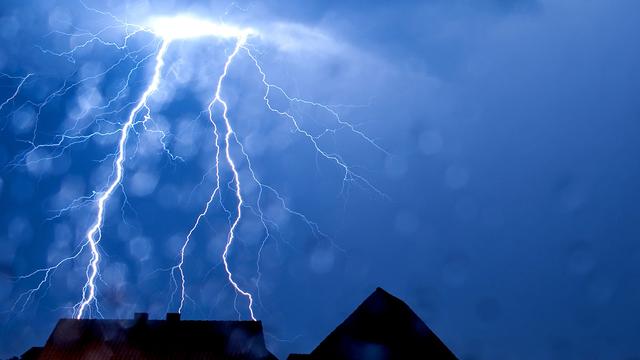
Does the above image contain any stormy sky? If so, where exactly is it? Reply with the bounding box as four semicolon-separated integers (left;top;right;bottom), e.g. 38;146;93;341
1;0;639;358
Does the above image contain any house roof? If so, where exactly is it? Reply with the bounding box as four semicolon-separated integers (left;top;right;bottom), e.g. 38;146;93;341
18;288;458;360
34;313;277;360
288;287;458;360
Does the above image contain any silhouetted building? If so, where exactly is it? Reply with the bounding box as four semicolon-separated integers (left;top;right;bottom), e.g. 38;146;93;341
287;287;458;359
18;288;457;359
20;312;276;360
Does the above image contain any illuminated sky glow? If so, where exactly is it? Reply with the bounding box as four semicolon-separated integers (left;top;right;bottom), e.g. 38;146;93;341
146;15;256;40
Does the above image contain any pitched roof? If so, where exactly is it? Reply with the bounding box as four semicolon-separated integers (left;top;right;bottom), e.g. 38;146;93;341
19;346;43;360
288;287;458;360
35;313;276;360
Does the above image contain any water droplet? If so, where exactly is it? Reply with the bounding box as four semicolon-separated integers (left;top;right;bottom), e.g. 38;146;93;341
444;166;469;190
418;130;443;155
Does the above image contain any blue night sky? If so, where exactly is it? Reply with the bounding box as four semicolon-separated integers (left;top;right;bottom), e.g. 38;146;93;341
1;0;639;359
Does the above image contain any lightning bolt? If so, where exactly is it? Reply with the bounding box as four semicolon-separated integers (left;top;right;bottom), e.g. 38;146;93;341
74;39;171;319
0;73;33;116
7;5;385;323
217;36;257;321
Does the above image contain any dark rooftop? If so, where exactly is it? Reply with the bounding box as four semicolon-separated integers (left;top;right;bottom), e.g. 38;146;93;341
18;288;457;360
287;287;458;359
22;312;276;360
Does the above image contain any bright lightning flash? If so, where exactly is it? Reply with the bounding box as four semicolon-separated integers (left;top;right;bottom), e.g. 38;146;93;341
147;15;255;40
8;8;385;323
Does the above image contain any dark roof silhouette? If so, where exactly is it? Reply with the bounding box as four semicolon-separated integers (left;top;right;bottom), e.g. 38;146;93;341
18;288;458;360
288;287;458;360
21;312;276;360
16;346;42;360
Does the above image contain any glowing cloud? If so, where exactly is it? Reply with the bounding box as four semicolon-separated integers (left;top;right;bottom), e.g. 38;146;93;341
146;15;255;40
